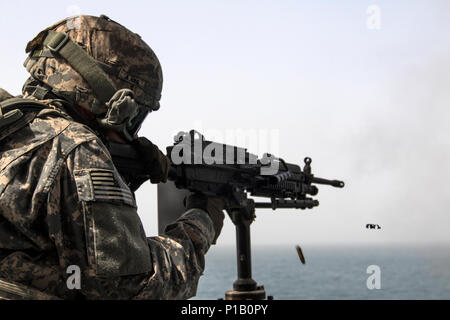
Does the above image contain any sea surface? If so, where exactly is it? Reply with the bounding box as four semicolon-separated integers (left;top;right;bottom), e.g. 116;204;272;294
193;245;450;300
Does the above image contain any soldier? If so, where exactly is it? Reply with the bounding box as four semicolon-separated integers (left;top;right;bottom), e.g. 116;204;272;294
0;15;225;300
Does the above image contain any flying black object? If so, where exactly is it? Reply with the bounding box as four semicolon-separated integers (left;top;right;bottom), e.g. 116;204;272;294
296;246;306;265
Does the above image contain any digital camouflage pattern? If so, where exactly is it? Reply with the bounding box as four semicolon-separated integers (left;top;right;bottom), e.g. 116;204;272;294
0;97;216;299
24;15;163;114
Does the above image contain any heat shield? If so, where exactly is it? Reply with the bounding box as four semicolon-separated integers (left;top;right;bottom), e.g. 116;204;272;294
157;181;192;235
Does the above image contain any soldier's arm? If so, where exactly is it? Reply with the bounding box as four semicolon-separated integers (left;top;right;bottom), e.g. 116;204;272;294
55;137;215;299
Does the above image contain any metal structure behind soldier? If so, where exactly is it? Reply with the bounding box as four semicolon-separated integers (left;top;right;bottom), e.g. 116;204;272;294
0;15;226;300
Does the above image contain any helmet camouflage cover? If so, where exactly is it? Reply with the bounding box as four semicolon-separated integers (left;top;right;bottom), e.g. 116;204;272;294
23;15;163;117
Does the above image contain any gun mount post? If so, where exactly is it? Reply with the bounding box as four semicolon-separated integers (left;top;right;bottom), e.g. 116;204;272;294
225;195;268;300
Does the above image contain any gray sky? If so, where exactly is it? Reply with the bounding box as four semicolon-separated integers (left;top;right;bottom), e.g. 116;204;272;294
0;0;449;247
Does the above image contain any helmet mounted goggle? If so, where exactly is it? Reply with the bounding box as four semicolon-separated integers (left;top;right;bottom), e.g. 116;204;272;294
100;88;152;141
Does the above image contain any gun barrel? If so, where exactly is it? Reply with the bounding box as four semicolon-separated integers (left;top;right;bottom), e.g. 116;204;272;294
255;199;319;210
311;177;345;188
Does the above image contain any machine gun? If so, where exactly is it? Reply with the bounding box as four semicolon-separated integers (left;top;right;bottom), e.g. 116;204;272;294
110;130;345;300
166;130;344;300
167;130;344;209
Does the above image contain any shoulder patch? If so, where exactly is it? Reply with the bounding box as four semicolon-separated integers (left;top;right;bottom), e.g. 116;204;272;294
74;168;136;207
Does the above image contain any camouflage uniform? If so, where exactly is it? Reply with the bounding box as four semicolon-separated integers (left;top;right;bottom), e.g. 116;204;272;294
0;97;216;300
0;15;218;300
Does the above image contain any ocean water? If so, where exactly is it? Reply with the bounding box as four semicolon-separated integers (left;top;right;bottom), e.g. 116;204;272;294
193;245;450;300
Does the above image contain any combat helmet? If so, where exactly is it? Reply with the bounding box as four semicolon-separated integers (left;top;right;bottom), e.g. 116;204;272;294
23;15;163;141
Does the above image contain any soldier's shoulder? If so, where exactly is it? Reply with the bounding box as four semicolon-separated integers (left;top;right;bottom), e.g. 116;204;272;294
52;116;104;156
0;98;106;163
61;118;99;143
29;108;97;143
25;106;103;157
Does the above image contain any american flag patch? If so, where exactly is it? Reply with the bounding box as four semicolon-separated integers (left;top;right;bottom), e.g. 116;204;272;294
73;168;136;207
89;170;135;206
